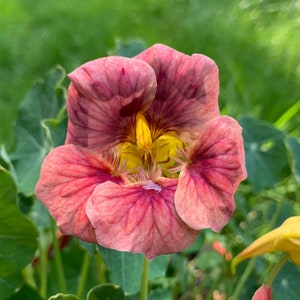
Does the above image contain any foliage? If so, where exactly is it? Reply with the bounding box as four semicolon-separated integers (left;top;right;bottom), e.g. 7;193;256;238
0;2;300;298
0;0;299;148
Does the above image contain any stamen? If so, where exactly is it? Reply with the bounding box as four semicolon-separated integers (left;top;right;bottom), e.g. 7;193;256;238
118;111;186;181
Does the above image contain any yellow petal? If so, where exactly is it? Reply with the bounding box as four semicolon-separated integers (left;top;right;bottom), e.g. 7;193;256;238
136;112;152;153
231;216;300;273
119;142;143;172
275;216;300;266
153;132;183;170
231;227;281;273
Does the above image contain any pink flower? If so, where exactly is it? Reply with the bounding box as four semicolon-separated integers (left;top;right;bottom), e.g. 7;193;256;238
252;284;272;300
35;44;247;259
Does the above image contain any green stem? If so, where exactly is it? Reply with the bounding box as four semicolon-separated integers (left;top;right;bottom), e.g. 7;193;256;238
96;253;106;284
231;258;256;300
266;254;288;287
76;252;91;298
139;256;149;300
39;234;48;298
51;219;67;293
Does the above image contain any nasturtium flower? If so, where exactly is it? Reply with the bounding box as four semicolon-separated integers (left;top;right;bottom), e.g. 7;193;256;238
35;44;247;259
252;284;272;300
232;216;300;271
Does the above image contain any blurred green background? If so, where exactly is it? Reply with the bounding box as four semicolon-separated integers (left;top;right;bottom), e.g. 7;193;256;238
1;0;299;149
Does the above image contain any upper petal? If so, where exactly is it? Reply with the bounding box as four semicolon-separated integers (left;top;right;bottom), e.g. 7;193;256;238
86;179;199;259
175;116;247;231
66;56;157;152
35;144;125;242
135;44;220;141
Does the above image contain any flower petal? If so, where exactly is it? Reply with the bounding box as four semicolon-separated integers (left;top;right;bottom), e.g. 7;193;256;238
175;116;247;231
35;144;125;242
252;284;272;300
231;227;281;273
86;179;199;259
135;44;220;141
231;216;300;272
66;56;157;152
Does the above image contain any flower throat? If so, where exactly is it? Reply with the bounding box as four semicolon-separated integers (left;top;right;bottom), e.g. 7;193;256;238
119;112;184;178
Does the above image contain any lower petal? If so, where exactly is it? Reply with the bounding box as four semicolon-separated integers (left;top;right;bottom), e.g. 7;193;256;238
175;116;247;231
86;178;199;259
35;144;125;242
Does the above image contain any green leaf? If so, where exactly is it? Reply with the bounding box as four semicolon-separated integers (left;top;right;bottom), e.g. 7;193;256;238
149;255;170;280
285;137;300;184
98;247;142;294
43;115;68;148
48;294;79;300
148;289;173;300
0;167;39;298
87;284;125;300
0;167;39;274
79;240;98;256
0;145;18;183
7;284;44;300
28;197;51;231
239;116;289;191
109;39;147;57
98;247;169;294
10;66;66;196
273;260;300;300
0;273;23;300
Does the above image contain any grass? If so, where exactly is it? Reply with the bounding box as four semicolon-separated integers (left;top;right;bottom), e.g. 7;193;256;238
1;0;299;149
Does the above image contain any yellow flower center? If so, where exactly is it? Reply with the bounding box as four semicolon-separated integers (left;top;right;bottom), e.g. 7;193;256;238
119;112;184;178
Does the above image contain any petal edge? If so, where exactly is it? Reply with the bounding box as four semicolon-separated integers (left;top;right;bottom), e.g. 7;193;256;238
175;116;247;231
35;144;125;242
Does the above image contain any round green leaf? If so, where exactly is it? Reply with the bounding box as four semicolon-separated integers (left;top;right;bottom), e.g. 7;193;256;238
87;284;125;300
0;273;23;300
0;167;38;277
149;255;170;280
239;116;289;191
98;247;142;294
273;260;300;300
109;39;146;57
10;66;66;196
8;284;44;300
148;288;172;300
98;247;169;295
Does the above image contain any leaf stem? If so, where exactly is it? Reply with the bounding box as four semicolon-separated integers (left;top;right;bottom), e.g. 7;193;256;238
231;258;256;300
266;254;288;287
139;256;149;300
76;251;91;298
96;252;106;284
51;218;67;293
38;233;48;298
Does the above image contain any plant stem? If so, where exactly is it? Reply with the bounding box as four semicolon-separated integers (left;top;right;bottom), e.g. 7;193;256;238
231;258;256;300
76;251;91;298
51;219;67;293
96;252;106;284
139;256;149;300
266;254;288;287
39;233;48;298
